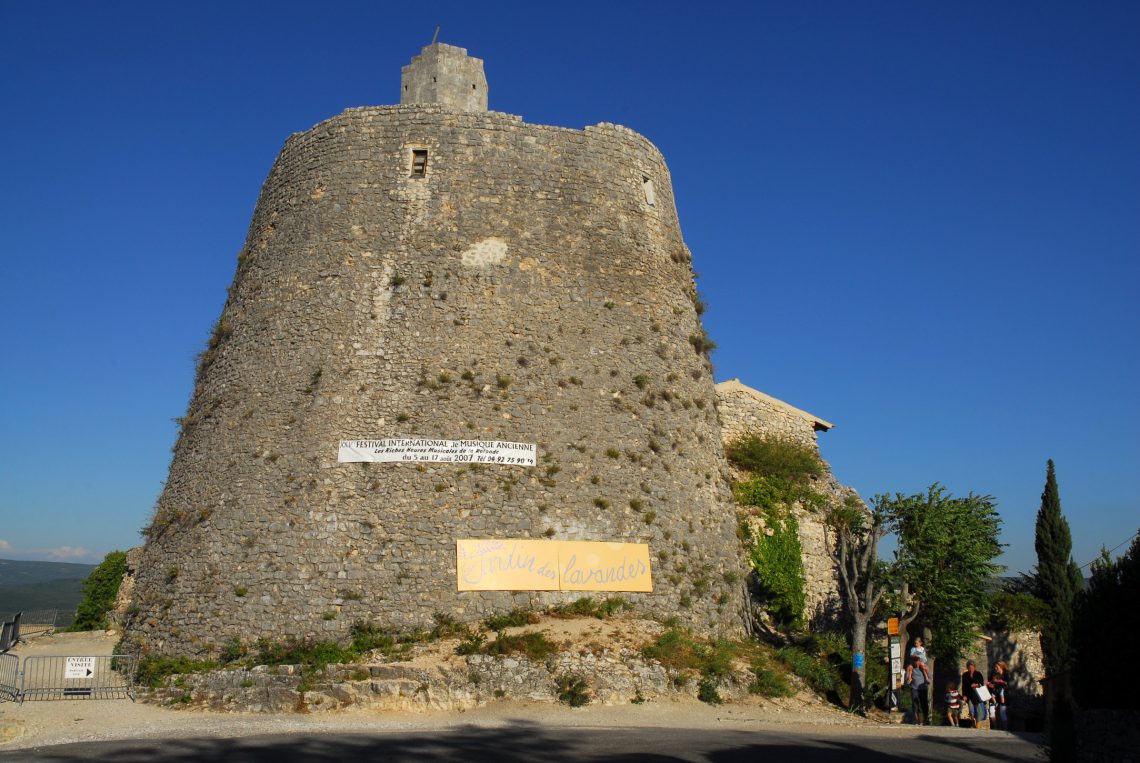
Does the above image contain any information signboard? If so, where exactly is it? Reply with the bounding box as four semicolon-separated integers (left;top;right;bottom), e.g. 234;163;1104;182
888;635;903;693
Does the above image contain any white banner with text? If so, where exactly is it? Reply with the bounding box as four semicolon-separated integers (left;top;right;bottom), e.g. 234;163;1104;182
338;438;536;466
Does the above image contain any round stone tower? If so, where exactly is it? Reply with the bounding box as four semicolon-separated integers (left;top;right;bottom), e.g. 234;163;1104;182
126;43;748;657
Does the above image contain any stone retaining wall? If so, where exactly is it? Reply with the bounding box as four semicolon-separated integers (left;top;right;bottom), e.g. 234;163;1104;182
144;645;758;713
1075;709;1140;762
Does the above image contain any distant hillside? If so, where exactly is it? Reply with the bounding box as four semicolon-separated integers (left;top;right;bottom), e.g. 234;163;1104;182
0;558;96;587
0;559;95;618
0;577;86;615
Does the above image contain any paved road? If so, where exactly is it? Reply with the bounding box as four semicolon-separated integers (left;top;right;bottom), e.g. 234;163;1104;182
0;723;1044;762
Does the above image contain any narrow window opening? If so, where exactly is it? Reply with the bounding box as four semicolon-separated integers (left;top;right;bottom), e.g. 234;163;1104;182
642;176;656;206
411;149;428;178
404;85;408;92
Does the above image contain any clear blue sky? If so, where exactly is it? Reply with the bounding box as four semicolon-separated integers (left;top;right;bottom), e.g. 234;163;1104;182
1;1;1136;574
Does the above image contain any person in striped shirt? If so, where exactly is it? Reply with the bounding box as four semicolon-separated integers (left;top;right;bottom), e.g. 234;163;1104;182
945;677;964;727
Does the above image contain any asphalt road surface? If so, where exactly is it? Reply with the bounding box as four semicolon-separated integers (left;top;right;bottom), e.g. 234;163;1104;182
0;722;1044;762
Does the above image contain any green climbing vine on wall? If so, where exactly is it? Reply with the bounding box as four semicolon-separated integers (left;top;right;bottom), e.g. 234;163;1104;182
727;434;826;631
739;500;804;629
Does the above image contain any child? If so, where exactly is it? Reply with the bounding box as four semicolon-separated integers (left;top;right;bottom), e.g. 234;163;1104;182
909;636;929;666
989;661;1009;730
945;678;963;727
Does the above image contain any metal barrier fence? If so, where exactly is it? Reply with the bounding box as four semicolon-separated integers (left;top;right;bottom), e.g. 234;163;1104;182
0;609;64;637
20;655;136;702
0;654;17;701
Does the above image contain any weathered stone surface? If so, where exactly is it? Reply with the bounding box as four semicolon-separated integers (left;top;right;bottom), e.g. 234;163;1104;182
401;43;488;113
126;46;749;658
716;379;831;451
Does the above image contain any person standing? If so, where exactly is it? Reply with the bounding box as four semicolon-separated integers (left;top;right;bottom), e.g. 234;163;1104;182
906;654;932;725
989;661;1010;730
961;660;988;726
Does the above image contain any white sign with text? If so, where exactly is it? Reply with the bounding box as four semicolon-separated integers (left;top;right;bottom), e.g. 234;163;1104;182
338;438;536;466
65;656;95;679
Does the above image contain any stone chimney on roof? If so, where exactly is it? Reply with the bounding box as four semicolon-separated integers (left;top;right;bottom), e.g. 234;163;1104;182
400;43;488;112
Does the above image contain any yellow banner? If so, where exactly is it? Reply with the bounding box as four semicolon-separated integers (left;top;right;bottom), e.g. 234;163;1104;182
455;539;653;592
558;541;653;592
456;539;560;591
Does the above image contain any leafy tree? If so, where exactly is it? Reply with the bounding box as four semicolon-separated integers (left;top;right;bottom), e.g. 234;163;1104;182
1033;460;1083;677
69;550;128;631
822;484;1003;710
1072;531;1140;709
823;493;888;710
986;589;1049;632
881;485;1004;681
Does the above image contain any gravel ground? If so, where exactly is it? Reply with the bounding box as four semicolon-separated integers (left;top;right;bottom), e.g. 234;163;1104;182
0;631;1024;752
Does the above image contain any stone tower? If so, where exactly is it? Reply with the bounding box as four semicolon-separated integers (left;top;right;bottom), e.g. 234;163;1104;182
401;43;488;112
125;43;749;658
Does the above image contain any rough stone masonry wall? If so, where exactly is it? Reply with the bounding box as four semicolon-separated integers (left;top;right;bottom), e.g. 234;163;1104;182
985;628;1045;723
401;43;488;113
957;629;1045;729
716;381;823;451
126;105;749;658
715;382;844;628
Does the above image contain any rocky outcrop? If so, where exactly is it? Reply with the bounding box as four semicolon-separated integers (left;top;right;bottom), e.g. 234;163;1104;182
109;547;142;627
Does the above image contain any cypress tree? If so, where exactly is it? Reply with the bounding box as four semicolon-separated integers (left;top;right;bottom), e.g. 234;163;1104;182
1034;460;1083;676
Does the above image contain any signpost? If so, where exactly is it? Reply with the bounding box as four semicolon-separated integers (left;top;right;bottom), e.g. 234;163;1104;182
886;617;903;713
887;626;903;712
